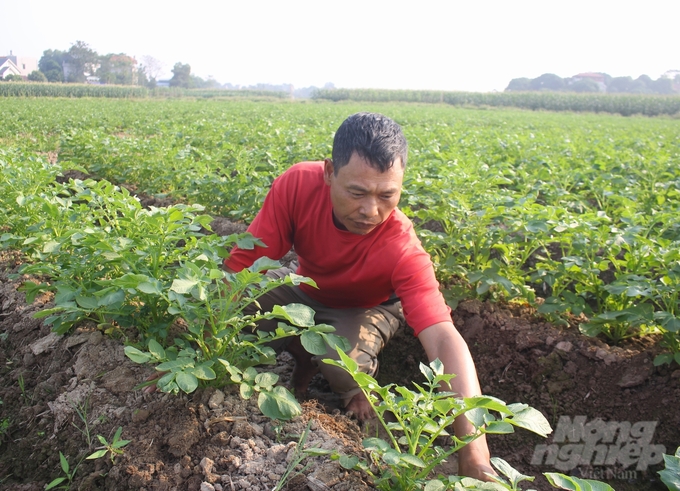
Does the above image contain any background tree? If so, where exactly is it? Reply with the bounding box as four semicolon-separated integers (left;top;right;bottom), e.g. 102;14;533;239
38;49;66;82
505;77;532;91
65;41;99;83
2;74;24;82
27;70;47;82
97;54;136;85
169;62;191;88
607;76;634;93
569;78;600;93
529;73;565;91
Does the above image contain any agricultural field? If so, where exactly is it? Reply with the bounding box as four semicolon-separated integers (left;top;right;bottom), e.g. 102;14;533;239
1;97;679;491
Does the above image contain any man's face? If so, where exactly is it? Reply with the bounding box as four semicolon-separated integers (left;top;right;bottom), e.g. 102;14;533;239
324;152;404;235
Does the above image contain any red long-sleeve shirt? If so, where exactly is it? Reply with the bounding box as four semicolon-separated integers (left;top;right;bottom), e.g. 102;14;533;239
224;161;451;336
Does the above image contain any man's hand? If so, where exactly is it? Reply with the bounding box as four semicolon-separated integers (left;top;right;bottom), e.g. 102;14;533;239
344;391;375;421
457;439;497;481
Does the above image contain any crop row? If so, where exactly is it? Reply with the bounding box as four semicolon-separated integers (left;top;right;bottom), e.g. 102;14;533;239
2;98;679;362
313;88;680;117
0;82;287;99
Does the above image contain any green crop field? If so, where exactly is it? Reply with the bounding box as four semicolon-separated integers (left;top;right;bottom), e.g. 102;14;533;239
2;97;679;364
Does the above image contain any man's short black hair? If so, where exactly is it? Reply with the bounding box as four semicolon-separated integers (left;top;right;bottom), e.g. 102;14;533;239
331;112;408;174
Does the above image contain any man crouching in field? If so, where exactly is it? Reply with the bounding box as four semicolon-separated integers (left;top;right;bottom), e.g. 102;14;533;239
222;112;494;480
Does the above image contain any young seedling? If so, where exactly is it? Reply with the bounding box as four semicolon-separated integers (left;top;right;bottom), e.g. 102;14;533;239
68;395;93;447
272;420;314;491
45;452;80;490
86;427;130;464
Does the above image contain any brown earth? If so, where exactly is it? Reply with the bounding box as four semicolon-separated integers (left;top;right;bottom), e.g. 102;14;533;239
1;217;679;490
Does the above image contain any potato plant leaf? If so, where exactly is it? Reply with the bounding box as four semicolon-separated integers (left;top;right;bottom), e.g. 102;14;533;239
544;472;614;490
300;330;326;355
506;406;552;437
124;346;152;364
176;371;198;393
257;386;301;420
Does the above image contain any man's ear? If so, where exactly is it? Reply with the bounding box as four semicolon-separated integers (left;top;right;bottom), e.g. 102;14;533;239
323;158;334;185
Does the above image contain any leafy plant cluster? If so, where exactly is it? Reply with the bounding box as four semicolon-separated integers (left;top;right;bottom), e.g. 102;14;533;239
400;117;680;363
1;150;347;420
302;350;614;491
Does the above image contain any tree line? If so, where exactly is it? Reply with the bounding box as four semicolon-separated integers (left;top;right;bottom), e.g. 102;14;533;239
506;72;680;95
3;41;219;89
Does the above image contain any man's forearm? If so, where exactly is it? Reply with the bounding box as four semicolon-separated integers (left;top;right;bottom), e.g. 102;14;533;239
418;321;494;479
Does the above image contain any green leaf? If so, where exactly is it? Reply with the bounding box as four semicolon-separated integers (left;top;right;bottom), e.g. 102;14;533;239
339;454;360;469
42;240;61;253
508;406;552;437
170;278;198;294
579;322;602;337
278;303;316;327
300;330;326;355
249;256;280;272
157;372;178;393
86;449;108;460
59;451;69;473
176;371;199;393
32;307;66;319
235;234;266;250
659;450;680;491
124;346;152;364
424;480;446;491
464;396;511;414
285;273;317;288
382;449;402;466
466;407;488;428
137;281;163;295
191;364;216;380
257;386;302;420
112;438;131;449
45;477;66;490
363;437;390;452
254;372;278;389
544;472;614;491
491;457;534;488
97;288;125;307
399;453;426;468
156;359;192;372
75;295;98;310
654;353;673;366
485;421;514;434
147;339;165;359
240;383;254;399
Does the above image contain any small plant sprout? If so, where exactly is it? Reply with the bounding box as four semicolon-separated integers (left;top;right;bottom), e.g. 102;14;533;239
272;420;314;491
44;452;80;490
86;427;131;464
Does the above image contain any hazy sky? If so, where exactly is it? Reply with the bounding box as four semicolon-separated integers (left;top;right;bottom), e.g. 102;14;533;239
2;0;678;92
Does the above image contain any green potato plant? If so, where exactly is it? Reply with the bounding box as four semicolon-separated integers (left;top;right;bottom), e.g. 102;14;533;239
311;348;552;491
124;254;349;420
659;446;680;491
300;349;614;491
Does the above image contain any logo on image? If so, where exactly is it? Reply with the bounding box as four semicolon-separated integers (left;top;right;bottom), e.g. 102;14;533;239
531;416;665;472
